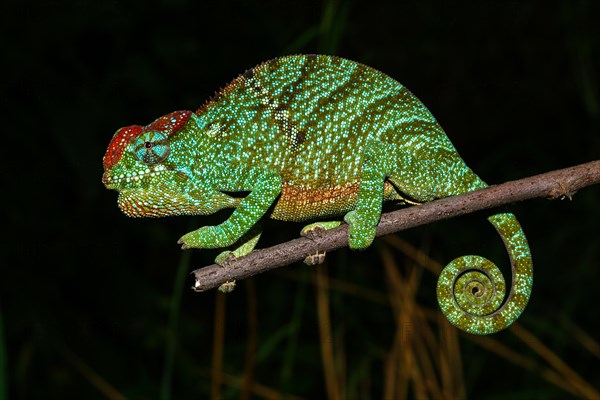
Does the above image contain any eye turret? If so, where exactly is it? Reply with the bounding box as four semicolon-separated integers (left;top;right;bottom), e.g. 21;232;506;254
133;131;169;165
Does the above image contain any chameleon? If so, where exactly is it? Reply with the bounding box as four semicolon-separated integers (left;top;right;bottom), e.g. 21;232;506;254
102;54;533;335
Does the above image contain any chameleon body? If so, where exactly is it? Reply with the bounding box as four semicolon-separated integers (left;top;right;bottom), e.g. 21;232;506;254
102;55;532;334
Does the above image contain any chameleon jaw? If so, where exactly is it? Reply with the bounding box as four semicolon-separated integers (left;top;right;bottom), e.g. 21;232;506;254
102;164;170;190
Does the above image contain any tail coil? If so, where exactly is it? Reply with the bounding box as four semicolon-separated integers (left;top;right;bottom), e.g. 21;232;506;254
436;213;533;335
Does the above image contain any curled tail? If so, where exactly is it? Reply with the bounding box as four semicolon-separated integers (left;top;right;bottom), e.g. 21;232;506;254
436;212;533;335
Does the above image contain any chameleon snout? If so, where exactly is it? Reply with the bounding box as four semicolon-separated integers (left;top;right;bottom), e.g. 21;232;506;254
102;171;116;190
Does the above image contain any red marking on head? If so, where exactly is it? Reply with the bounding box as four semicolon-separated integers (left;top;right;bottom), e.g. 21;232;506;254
146;110;193;133
103;125;143;170
103;110;193;170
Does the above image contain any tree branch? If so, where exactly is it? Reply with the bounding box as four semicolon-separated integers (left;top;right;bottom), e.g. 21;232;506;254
191;160;600;292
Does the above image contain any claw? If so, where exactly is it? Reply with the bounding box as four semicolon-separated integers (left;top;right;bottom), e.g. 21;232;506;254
215;250;237;266
218;280;236;293
301;225;326;239
304;250;327;266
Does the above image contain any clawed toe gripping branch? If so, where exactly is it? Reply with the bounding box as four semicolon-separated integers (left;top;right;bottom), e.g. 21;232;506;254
192;160;600;296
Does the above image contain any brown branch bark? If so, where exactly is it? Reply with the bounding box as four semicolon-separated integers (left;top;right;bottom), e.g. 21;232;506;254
191;160;600;292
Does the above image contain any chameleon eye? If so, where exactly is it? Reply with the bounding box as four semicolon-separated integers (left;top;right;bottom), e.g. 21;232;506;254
133;131;170;165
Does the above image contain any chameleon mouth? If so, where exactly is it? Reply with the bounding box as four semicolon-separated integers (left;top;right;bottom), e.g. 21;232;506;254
102;164;170;189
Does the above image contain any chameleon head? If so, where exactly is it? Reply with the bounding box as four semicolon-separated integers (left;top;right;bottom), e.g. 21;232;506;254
102;110;194;216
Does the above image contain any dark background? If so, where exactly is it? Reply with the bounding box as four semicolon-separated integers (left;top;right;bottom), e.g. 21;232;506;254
2;0;599;398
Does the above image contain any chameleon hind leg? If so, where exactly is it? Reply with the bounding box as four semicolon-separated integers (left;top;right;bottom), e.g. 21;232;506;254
436;212;533;334
344;138;393;249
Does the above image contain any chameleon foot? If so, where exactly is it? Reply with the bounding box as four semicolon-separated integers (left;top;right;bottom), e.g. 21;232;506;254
304;250;327;266
301;221;342;238
300;221;341;265
214;250;237;292
178;225;236;250
215;250;237;267
343;211;376;250
218;281;236;293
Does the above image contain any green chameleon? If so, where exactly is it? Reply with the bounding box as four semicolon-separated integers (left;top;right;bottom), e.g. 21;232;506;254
102;54;532;335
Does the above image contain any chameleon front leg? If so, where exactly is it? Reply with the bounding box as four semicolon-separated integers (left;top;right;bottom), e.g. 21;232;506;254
178;171;281;250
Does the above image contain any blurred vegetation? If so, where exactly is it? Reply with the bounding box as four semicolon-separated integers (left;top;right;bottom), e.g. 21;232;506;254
2;0;599;398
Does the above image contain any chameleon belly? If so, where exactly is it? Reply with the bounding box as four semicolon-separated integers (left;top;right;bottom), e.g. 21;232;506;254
103;54;533;335
271;181;403;221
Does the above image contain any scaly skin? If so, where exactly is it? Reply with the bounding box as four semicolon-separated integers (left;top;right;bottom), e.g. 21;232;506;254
102;55;533;334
